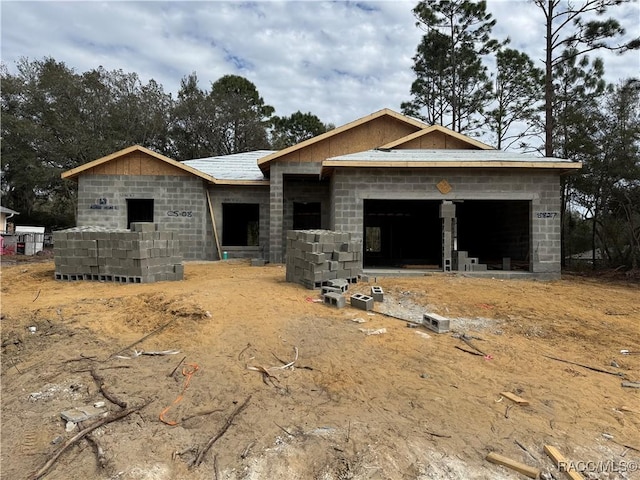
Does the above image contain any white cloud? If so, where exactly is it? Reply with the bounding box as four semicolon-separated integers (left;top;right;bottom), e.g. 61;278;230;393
1;0;637;130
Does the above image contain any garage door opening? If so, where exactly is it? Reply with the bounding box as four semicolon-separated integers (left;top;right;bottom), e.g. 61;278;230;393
127;199;154;229
456;200;530;270
222;203;259;246
364;200;441;268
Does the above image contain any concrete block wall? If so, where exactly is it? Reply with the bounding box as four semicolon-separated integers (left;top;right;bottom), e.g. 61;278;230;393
77;174;209;260
330;168;563;275
269;161;325;264
285;229;363;289
53;223;183;283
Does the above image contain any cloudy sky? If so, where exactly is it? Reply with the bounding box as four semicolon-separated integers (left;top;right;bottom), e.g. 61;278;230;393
1;0;638;128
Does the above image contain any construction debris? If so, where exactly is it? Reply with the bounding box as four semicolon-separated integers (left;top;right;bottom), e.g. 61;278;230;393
359;328;387;336
500;392;530;406
485;451;540;479
543;445;584;480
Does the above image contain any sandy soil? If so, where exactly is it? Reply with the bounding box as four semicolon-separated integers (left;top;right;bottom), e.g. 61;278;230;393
1;258;639;480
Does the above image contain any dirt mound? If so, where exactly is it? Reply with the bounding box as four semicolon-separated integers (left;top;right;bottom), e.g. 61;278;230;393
1;261;639;480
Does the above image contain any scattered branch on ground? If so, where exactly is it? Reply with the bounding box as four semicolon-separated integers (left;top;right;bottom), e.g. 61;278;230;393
28;401;149;480
454;345;483;356
542;354;625;377
168;356;187;378
90;367;128;408
190;395;252;468
110;317;178;359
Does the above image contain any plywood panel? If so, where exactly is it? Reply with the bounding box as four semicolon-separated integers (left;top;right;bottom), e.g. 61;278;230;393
277;116;420;163
445;135;476;149
86;151;190;176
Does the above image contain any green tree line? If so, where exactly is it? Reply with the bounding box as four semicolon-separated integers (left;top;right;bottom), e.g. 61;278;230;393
1;59;329;228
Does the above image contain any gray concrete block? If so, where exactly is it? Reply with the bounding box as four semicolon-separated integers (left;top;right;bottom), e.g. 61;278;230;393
251;258;266;266
321;285;342;295
323;292;346;308
423;313;450;333
327;278;349;293
60;404;108;423
370;286;384;302
351;293;374;311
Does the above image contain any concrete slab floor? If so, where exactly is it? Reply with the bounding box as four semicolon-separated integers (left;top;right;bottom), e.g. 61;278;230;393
363;268;556;280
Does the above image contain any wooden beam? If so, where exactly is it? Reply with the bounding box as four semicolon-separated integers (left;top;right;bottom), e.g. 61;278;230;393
501;392;530;406
543;445;584;480
205;189;222;261
485;452;540;478
321;160;582;169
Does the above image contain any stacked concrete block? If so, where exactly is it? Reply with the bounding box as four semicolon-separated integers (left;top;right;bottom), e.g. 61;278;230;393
350;293;374;311
53;223;183;283
285;230;362;289
454;250;487;272
423;313;450;334
440;201;456;272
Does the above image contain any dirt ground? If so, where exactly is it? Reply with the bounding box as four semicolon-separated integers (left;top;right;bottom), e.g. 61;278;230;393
1;258;639;480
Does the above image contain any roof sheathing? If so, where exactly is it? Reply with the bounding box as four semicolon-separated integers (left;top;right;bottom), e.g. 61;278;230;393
257;108;428;172
182;150;274;185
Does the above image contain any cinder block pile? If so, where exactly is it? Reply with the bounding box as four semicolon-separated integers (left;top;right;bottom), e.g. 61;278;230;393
454;250;487;272
53;223;183;283
285;230;362;289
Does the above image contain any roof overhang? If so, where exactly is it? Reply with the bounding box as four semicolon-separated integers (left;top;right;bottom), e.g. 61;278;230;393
321;150;582;177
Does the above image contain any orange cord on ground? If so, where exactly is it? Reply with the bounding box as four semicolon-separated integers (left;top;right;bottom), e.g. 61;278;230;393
159;362;199;426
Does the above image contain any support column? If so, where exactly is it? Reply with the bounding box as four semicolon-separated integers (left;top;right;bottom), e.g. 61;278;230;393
269;166;284;263
440;201;456;271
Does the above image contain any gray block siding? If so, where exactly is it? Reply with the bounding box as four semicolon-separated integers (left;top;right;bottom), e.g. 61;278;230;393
208;184;270;259
77;174;210;260
330;168;563;274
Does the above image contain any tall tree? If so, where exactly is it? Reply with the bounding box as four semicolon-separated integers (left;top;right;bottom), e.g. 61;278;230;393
486;48;544;150
270;111;331;149
573;78;640;268
403;0;502;133
553;50;607;266
533;0;640;157
209;75;274;155
170;73;216;160
1;58;174;226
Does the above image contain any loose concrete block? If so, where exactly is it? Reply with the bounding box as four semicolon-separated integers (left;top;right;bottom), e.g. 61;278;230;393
351;293;374;311
370;286;384;302
471;263;487;271
251;258;266;266
323;292;346;308
327;278;349;293
321;285;342;295
423;313;450;333
502;257;511;271
61;405;108;423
